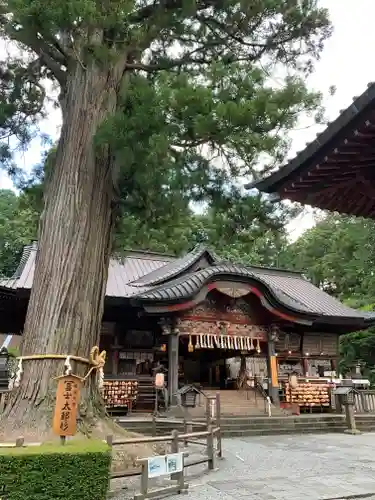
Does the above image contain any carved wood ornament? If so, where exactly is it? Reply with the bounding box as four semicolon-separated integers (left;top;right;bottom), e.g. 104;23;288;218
177;296;266;351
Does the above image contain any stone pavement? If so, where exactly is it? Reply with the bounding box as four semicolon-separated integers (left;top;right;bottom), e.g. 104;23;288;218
111;433;375;500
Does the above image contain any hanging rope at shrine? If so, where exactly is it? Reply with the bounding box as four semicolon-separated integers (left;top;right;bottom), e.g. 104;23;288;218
8;346;106;390
188;334;262;352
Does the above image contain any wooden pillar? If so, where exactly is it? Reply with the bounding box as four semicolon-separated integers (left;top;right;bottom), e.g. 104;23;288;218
302;358;308;377
112;350;119;376
168;332;179;406
111;331;122;376
267;338;279;405
331;358;337;376
344;403;360;434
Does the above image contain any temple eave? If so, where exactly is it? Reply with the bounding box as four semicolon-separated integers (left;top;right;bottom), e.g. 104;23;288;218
249;82;375;218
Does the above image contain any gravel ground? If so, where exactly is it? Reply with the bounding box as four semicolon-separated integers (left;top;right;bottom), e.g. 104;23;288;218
110;433;375;500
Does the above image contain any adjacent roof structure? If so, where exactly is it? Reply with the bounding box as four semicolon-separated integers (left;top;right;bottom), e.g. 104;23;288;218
2;242;174;298
248;82;375;218
0;285;15;299
1;242;374;329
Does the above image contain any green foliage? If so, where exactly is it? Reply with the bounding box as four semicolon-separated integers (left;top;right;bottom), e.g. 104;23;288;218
1;0;332;180
281;214;375;301
6;347;19;357
0;440;111;500
339;329;375;385
0;59;45;170
283;214;375;381
0;189;39;276
100;69;325;193
0;177;291;275
0;0;334;287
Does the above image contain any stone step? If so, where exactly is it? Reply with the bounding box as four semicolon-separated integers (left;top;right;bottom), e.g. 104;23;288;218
222;426;347;437
219;414;344;421
220;423;345;431
219;413;344;419
118;417;375;437
201;390;261;401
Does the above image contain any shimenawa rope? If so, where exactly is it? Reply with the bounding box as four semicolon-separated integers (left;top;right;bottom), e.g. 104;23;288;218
8;346;106;390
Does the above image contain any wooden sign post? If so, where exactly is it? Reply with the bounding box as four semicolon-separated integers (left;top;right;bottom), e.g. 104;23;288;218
52;374;82;441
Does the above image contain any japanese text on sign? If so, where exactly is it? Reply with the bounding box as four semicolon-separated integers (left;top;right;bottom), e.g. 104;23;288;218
52;375;82;437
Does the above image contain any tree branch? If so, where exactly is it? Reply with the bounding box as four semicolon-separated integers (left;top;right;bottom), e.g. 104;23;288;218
29;40;67;86
0;14;67;86
130;0;217;24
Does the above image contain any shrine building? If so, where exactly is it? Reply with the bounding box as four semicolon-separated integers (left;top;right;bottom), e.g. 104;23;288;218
0;242;374;414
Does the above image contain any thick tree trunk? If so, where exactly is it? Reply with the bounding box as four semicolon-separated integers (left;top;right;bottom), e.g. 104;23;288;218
1;63;121;439
237;355;248;390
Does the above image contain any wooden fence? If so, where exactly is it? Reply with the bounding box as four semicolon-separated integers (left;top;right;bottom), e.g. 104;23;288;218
107;422;222;480
331;389;375;414
354;390;375;413
108;424;222;500
109;393;223;480
0;390;9;413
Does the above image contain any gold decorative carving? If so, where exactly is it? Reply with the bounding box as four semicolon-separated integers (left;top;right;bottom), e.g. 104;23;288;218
216;286;249;298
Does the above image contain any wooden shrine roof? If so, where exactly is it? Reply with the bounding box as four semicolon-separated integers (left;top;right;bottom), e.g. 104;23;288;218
133;263;362;317
1;242;374;329
0;284;16;299
248;82;375;217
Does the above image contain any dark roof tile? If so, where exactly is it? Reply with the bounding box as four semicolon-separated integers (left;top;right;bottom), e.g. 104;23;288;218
2;244;371;323
134;264;366;319
2;246;172;298
130;245;218;287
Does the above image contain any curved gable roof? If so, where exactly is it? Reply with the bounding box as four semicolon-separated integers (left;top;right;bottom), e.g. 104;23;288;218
129;245;218;287
3;243;374;326
132;263;369;320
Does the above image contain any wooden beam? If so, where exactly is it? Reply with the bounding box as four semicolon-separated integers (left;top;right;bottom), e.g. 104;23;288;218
322;157;375;165
311;177;361;200
349;193;373;217
353;129;375;139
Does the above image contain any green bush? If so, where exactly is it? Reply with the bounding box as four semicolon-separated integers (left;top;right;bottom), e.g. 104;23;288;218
0;440;111;500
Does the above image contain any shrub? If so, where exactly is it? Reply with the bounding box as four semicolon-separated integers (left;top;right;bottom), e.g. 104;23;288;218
0;440;111;500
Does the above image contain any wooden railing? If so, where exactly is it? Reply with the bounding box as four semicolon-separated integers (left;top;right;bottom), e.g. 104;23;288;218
107;422;222;480
254;377;272;416
1;423;222;500
354;390;375;413
108;419;222;500
110;393;222;481
0;389;9;413
332;389;375;414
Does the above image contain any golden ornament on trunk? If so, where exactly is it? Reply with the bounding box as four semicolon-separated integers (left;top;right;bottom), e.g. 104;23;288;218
188;335;194;352
256;338;261;353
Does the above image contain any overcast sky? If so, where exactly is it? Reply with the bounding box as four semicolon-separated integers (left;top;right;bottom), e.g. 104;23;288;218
1;0;375;239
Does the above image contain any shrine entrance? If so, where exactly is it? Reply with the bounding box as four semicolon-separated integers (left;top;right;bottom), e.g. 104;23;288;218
179;341;228;388
179;336;268;389
175;289;269;390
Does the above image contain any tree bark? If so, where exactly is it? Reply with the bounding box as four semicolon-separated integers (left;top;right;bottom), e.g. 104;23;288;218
2;62;122;439
237;355;248;390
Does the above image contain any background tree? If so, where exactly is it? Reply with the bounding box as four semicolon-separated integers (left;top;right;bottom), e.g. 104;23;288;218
0;0;332;437
280;215;375;304
339;328;375;385
0;189;39;276
282;214;375;383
